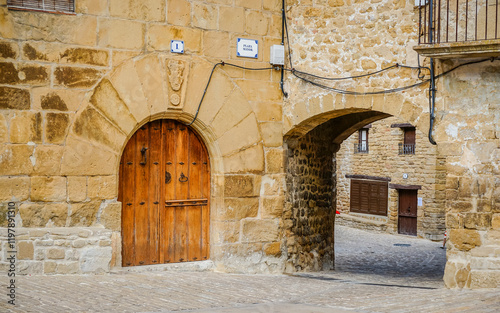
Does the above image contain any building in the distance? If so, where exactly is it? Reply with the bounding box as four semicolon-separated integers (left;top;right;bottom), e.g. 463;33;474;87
336;117;444;240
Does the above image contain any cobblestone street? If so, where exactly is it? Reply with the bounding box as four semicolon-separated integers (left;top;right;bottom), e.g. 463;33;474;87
3;226;499;312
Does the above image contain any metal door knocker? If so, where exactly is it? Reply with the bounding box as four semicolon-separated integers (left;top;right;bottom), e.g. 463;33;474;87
140;147;148;165
179;172;188;182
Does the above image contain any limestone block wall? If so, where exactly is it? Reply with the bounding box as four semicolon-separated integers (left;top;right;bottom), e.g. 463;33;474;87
336;116;444;240
434;60;500;288
282;0;500;288
0;0;286;275
0;227;112;274
283;0;428;138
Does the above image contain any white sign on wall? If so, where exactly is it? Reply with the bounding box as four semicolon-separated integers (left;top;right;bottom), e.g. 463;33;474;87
171;40;184;54
237;38;258;59
418;197;423;206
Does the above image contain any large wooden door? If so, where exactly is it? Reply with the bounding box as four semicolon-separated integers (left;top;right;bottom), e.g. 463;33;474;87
119;119;210;267
398;189;417;236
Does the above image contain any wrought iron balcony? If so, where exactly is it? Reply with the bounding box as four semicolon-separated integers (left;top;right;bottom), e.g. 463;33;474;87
414;0;500;58
354;143;369;154
399;143;416;155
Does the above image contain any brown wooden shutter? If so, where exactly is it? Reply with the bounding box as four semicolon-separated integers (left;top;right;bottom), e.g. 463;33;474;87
378;182;388;215
404;127;416;146
7;0;74;12
350;180;361;212
350;179;388;216
359;181;370;213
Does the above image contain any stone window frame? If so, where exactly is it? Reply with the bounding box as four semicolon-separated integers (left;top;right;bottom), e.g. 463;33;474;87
7;0;75;14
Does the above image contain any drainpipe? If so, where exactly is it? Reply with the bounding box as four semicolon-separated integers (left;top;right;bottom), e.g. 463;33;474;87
429;58;437;145
428;0;437;145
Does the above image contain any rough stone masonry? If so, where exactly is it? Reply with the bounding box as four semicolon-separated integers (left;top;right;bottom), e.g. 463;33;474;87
0;0;499;289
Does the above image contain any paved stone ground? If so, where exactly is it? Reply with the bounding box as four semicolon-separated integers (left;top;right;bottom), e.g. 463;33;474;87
333;225;447;288
2;226;499;312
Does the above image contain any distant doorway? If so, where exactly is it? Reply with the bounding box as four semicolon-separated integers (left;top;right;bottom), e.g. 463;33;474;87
398;189;417;236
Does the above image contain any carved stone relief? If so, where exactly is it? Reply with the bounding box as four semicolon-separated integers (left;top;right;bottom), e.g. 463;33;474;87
166;59;189;109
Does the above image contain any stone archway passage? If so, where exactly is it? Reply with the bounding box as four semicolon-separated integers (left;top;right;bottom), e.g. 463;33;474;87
119;119;210;266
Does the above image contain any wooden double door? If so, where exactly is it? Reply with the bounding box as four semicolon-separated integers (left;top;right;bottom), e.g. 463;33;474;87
119;119;210;267
398;189;417;236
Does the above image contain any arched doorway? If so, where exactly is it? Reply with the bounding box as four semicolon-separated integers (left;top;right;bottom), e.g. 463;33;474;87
119;119;210;267
284;109;445;286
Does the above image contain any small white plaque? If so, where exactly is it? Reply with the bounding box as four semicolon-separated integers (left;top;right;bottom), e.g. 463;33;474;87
403;173;408;179
418;197;423;206
237;38;258;59
171;40;184;54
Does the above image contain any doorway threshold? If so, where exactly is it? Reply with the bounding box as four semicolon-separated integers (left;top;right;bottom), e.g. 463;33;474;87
111;260;214;274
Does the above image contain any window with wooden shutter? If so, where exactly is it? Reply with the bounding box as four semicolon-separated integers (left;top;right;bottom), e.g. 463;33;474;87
350;179;388;216
7;0;75;14
398;127;416;155
391;123;416;155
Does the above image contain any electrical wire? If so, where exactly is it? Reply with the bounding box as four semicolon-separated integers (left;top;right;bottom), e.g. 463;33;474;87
293;64;398;81
185;50;499;126
293;63;430;81
185;62;275;126
417;54;426;79
292;70;431;95
280;0;288;97
435;57;500;79
185;62;222;126
283;0;293;69
287;57;499;96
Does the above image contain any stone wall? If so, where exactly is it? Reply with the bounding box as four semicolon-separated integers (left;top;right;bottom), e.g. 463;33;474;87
282;0;500;289
336;116;445;240
0;0;286;275
0;227;113;274
434;59;500;288
284;123;338;272
1;0;499;289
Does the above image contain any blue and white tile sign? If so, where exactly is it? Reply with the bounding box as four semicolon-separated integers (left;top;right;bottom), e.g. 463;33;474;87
237;38;258;59
171;40;184;54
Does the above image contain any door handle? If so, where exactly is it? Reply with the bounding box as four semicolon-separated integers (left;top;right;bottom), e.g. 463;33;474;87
179;172;188;182
165;171;171;184
140;147;148;165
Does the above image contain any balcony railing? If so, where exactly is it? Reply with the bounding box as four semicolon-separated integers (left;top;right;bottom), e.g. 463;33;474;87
354;143;369;154
399;143;416;155
418;0;500;44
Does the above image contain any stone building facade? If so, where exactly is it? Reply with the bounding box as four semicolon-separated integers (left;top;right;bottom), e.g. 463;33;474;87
0;0;286;275
281;0;500;289
335;117;445;241
0;0;499;289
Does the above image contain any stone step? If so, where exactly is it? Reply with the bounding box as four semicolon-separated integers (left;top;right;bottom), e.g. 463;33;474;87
110;260;215;274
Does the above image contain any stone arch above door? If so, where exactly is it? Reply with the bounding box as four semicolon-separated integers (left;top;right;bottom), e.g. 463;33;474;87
55;52;269;270
60;53;263;178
